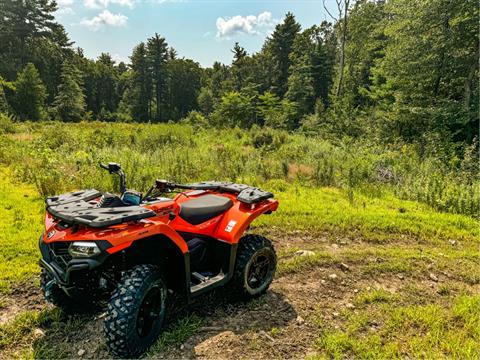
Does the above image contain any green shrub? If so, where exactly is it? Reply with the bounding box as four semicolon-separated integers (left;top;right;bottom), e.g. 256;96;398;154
0;113;16;134
0;120;477;217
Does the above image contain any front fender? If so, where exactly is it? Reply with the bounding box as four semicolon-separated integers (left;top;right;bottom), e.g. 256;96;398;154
106;221;188;254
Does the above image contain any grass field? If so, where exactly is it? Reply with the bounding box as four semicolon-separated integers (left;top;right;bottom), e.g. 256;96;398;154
0;121;479;359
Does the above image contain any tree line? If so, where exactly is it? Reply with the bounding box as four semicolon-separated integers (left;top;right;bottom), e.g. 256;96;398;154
0;0;478;147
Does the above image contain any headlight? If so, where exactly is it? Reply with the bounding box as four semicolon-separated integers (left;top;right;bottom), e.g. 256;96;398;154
68;241;101;258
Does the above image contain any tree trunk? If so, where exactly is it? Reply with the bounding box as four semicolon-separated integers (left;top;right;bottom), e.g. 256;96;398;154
336;0;349;97
156;80;161;122
464;39;479;111
433;16;450;98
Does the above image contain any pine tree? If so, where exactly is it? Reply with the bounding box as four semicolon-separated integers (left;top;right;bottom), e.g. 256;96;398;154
129;42;151;122
231;42;247;65
147;33;169;122
167;59;203;120
13;63;47;120
335;0;386;109
95;53;119;116
285;23;336;124
311;21;336;107
53;62;85;121
0;0;69;80
264;12;301;97
286;27;318;119
231;42;250;91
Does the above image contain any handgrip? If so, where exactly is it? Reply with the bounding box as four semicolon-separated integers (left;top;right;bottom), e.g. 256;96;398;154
99;162;109;171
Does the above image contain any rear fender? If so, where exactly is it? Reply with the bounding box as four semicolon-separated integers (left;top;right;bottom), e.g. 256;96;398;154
213;199;278;243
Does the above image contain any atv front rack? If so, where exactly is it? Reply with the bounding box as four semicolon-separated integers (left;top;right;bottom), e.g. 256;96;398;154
46;190;156;228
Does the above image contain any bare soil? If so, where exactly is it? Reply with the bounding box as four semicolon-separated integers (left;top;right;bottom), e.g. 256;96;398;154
1;232;477;359
0;278;44;325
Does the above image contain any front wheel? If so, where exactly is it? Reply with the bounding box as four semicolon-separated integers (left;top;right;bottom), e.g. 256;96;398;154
104;264;167;358
231;234;277;299
40;269;96;314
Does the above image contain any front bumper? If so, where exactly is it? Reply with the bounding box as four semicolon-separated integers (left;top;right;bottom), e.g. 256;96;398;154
39;234;111;287
39;258;90;286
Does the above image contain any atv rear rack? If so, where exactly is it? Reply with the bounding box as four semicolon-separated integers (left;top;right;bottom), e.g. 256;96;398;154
169;181;274;204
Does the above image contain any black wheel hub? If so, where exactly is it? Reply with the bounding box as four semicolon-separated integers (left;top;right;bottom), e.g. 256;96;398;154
136;286;162;338
246;250;274;290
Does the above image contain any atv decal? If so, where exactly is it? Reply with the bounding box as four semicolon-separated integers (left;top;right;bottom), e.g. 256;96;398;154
225;220;237;233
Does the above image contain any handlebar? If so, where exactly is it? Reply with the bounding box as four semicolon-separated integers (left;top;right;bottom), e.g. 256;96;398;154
98;161;193;199
144;180;187;200
99;162;122;174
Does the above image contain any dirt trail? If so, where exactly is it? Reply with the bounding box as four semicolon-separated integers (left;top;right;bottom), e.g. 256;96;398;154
2;265;346;359
0;233;342;359
1;232;469;359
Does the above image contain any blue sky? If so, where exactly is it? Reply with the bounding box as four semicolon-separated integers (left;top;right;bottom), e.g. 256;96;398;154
55;0;336;67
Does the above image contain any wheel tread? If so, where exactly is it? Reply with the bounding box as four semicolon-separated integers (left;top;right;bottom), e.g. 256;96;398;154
103;264;166;358
231;234;277;299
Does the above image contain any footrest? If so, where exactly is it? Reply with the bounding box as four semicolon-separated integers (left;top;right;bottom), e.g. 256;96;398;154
191;272;209;283
190;272;226;294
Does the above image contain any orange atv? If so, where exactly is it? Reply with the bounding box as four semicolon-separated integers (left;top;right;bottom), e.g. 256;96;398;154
39;162;278;357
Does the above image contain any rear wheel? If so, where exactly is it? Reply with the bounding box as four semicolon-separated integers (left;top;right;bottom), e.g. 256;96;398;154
231;234;277;298
104;264;167;358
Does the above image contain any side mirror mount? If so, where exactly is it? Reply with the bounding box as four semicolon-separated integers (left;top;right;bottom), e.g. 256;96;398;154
99;162;126;194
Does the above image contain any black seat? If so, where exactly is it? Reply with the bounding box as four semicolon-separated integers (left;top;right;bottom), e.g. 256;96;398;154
179;194;233;225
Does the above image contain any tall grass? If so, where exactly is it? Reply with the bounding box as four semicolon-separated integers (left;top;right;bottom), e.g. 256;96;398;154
0;119;478;217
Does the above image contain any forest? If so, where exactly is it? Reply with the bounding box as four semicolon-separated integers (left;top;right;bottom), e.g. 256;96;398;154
0;0;478;144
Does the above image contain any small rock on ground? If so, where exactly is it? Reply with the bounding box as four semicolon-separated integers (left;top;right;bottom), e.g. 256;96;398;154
339;263;350;272
295;250;315;257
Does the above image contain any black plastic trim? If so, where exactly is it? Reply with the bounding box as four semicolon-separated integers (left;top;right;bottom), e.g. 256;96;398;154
188;243;237;298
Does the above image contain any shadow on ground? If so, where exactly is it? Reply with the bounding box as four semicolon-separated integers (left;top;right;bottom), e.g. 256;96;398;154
30;288;296;359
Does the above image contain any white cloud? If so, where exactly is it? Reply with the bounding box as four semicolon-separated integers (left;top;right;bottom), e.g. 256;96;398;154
57;0;74;6
55;0;75;16
111;53;128;64
153;0;187;3
56;7;75;15
80;10;128;31
83;0;136;9
216;11;277;38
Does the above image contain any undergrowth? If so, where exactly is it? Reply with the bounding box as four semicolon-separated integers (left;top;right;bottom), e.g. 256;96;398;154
0;121;478;217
